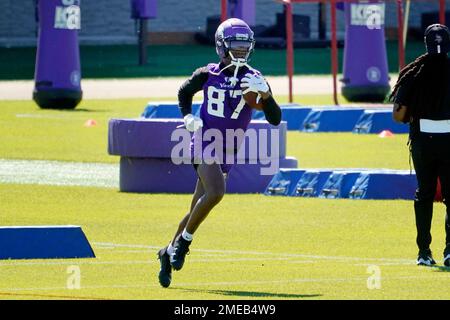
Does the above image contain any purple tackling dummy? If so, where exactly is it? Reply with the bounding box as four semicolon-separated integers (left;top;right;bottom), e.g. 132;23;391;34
228;0;256;26
341;0;390;102
130;0;157;19
33;0;82;109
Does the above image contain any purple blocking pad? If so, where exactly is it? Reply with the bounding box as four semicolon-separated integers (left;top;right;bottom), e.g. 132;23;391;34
33;0;82;109
227;157;298;193
109;119;184;158
108;119;287;160
341;0;390;102
119;157;298;194
110;118;297;193
119;157;197;193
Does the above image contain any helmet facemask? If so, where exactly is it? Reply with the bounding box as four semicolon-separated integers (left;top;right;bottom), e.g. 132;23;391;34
213;19;256;85
225;39;254;67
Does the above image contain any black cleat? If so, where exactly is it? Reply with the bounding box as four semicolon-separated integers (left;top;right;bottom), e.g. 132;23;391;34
444;246;450;267
170;235;192;271
444;255;450;267
417;249;436;266
157;247;172;288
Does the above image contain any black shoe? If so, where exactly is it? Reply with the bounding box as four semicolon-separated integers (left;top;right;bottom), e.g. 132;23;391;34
417;249;436;266
157;247;172;288
444;246;450;267
170;235;192;271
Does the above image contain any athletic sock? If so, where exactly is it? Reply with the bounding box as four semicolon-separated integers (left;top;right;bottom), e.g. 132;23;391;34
181;228;193;242
166;243;174;255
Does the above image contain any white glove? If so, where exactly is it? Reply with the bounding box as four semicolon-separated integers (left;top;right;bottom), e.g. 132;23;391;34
240;73;270;95
183;114;203;132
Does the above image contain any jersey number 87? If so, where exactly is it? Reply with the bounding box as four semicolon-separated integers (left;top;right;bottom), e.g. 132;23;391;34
207;86;246;120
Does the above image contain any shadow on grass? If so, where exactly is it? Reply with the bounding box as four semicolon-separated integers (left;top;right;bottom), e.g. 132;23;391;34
173;288;322;299
430;265;450;272
35;107;112;113
57;108;111;113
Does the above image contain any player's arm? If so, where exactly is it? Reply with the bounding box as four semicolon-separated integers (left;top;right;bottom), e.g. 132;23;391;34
391;78;412;124
241;74;282;125
178;66;209;117
260;89;281;126
392;104;409;123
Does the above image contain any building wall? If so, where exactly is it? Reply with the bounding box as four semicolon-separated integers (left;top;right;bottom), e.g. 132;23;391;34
0;0;448;47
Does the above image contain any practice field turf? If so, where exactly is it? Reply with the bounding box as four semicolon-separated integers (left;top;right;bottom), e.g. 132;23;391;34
1;96;449;300
0;96;410;168
1;184;449;300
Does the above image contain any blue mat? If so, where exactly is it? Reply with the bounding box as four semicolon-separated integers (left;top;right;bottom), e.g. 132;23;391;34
353;110;409;134
264;169;306;196
280;106;313;130
319;170;362;199
264;168;420;200
251;110;265;120
249;105;313;130
349;170;417;200
0;225;95;260
301;108;365;132
141;102;201;118
142;102;312;131
141;103;407;134
293;170;333;197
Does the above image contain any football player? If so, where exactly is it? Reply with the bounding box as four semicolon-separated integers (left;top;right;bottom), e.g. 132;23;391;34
157;18;281;287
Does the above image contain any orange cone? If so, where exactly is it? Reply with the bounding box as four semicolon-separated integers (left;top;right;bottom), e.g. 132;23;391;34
84;119;97;127
378;130;394;138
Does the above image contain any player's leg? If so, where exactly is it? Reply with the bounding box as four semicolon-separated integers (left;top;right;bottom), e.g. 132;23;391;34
438;138;450;266
157;178;204;287
185;163;225;234
170;162;225;270
441;171;450;266
170;178;205;248
411;137;438;265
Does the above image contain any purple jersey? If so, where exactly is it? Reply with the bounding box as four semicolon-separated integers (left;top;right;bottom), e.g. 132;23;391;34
190;63;262;172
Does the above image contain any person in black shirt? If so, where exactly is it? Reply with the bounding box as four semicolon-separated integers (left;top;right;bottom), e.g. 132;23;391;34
391;24;450;267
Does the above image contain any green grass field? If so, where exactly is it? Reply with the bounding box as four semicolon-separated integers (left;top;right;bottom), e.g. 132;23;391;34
1;96;449;300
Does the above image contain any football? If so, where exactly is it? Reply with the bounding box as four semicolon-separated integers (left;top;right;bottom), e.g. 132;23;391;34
242;91;264;110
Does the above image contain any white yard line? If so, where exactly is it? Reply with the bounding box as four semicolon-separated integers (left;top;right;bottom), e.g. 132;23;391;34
0;241;415;267
92;241;414;263
0;257;301;267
